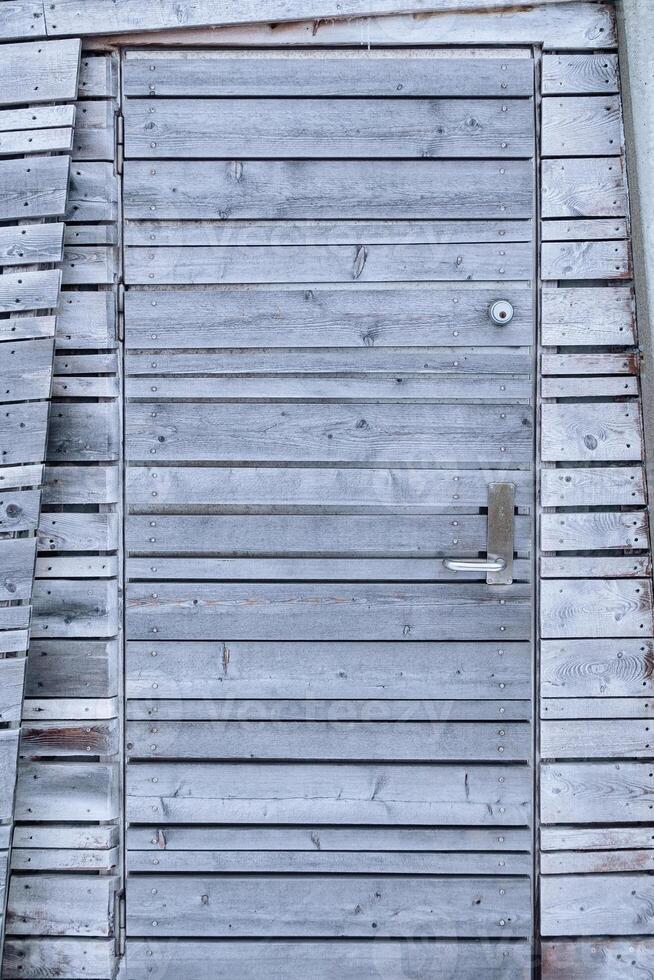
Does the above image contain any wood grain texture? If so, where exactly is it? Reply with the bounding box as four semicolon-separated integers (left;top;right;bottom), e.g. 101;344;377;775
0;156;70;221
6;876;117;937
542;54;619;95
541;466;645;507
541;579;653;640
542;96;623;156
541;403;643;462
3;939;115;979
0;224;64;268
541;939;654;979
0;38;80;106
541;874;654;937
541;157;627;218
541;240;630;280
542;286;635;345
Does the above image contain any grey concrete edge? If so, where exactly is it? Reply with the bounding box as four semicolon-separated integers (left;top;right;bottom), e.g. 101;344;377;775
616;0;654;498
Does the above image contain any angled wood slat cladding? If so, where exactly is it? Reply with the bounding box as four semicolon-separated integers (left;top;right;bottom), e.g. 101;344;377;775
0;33;81;970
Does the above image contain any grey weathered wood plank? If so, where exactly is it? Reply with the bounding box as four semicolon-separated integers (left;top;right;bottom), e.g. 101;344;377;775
0;732;19;820
13;825;118;849
21;719;118;756
125;97;534;159
72;100;115;161
0;126;73;156
0;493;40;534
127;557;532;583
124;50;534;98
541;579;653;639
541;403;643;462
0;606;31;631
126;874;530;938
0;463;43;490
0;223;64;267
542;352;638;376
64;223;117;246
0;2;46;42
56;290;116;348
124;159;533;220
541;556;651;579
22;696;118;720
126;640;530;700
43;465;119;506
0;103;75;133
0;402;49;465
42;0;614;43
0;270;61;315
0;38;80;106
0;536;37;602
542;286;635;345
127;581;532;641
541;510;648;552
25;639;119;698
32;580;119;638
542;638;654;697
541;376;638;399
126;403;532;465
3;939;115;980
127;719;529;762
67;162;118;222
15;762;119;821
542;157;627;218
125;218;533;247
541;939;654;979
541;218;627;241
47;403;120;463
127;513;531;557
37;556;118;580
542;54;620;95
542;240;631;280
37;513;119;552
125;284;534;349
541;874;654;936
0;337;55;403
541;761;654;824
0;317;55;343
127;849;529;875
124;939;531;980
127;761;531;825
0;156;70;221
542;96;623;156
126;242;532;285
541;466;645;507
0;659;25;723
79;54;118;98
11;847;119;871
52;376;120;399
7;875;117;937
53;352;118;375
542;849;654;875
62;245;117;286
542;719;654;759
127;698;530;722
542;826;654;851
0;631;29;655
126;465;533;511
542;698;654;720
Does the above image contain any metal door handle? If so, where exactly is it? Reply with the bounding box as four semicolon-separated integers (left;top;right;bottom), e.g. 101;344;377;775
442;483;516;585
443;558;506;573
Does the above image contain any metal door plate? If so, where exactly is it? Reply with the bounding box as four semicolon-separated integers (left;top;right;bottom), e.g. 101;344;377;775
487;482;515;585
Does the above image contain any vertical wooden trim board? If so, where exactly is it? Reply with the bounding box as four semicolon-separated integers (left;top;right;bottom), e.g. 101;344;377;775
0;35;81;970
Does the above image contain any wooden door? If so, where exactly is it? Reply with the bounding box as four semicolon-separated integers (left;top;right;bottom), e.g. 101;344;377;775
121;48;536;978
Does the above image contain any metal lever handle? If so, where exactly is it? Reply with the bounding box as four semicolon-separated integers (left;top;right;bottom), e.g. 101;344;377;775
443;558;507;573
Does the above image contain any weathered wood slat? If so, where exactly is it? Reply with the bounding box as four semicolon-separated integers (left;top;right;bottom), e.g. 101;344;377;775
541;240;631;280
0;402;50;466
541;403;643;462
541;510;648;552
124;50;534;98
541;579;653;640
0;224;64;268
67;162;118;222
0;126;73;156
126;218;533;247
127;719;529;762
0;606;31;632
0;38;80;106
542;638;654;698
0;156;70;221
79;54;118;98
127;513;531;557
13;826;118;850
126;874;530;938
47;403;120;463
7;875;117;937
126;403;533;464
0;104;75;133
0;2;46;42
542;826;654;851
124;159;533;220
541;719;654;759
128;761;531;825
0;733;19;820
54;352;118;375
125;284;534;349
0;270;61;315
72;101;115;161
0;317;55;343
541;157;627;218
541;376;638;399
25;639;118;698
126;640;530;700
36;556;119;579
541;556;651;579
542;286;635;346
125;97;534;159
125;242;532;284
37;513;119;552
32;580;119;638
0;464;43;491
1;493;40;534
0;338;55;404
62;245;117;285
43;465;119;506
541;218;628;241
541;466;645;507
56;290;116;348
541;761;654;824
22;697;118;722
3;939;116;980
542;54;620;95
0;631;29;656
126;465;532;511
542;698;654;720
542;96;623;156
52;376;120;399
541;939;654;979
126;582;532;641
542;353;638;376
0;538;36;602
541;874;654;936
0;660;25;723
542;850;654;874
64;224;117;246
21;719;118;757
15;762;119;821
124;939;531;980
11;848;119;871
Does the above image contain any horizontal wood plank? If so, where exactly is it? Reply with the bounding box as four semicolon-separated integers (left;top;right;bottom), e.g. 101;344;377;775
542;157;627;218
0;156;70;221
542;54;620;95
541;761;654;824
0;38;80;106
541;579;654;639
541;874;654;936
542;96;623;156
541;403;643;462
542;287;635;346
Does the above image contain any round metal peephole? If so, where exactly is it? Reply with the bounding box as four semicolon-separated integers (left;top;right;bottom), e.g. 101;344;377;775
489;300;514;325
